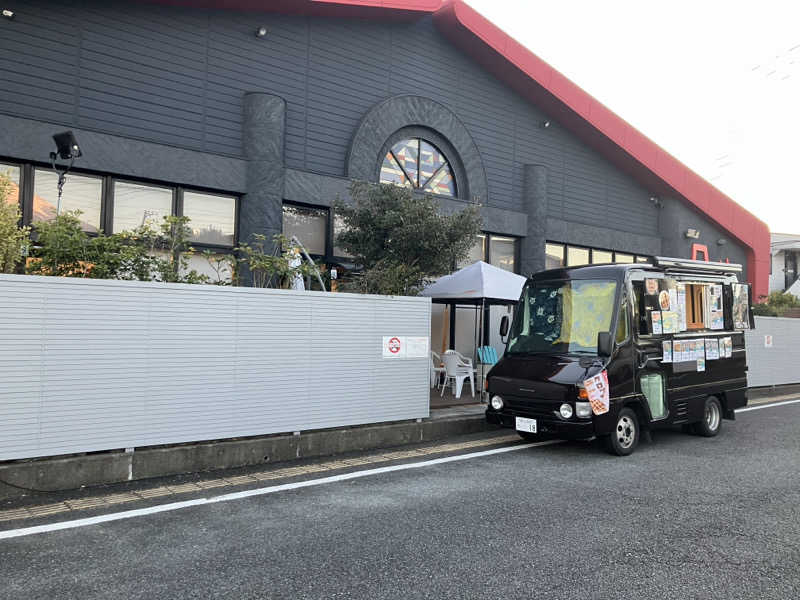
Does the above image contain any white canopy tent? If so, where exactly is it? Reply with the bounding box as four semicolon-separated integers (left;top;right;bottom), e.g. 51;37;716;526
422;262;526;384
422;261;526;306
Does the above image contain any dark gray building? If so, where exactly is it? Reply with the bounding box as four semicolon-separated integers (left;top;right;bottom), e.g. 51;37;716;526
0;0;769;296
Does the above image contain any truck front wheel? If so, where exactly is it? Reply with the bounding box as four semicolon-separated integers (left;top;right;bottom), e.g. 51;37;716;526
603;408;640;456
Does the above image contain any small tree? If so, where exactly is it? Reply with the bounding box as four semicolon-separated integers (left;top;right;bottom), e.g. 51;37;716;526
333;181;481;295
0;172;30;273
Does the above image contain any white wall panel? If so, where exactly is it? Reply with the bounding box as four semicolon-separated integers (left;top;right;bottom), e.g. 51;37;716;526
0;275;430;460
745;316;800;388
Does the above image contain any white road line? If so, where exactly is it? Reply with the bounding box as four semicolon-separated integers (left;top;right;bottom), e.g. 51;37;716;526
737;398;800;412
0;440;556;541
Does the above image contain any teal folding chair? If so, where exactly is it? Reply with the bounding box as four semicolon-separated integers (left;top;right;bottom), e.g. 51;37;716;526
477;346;499;365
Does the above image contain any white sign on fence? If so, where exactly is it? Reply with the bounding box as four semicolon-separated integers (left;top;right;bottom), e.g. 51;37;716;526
382;336;406;358
406;337;429;358
382;336;429;358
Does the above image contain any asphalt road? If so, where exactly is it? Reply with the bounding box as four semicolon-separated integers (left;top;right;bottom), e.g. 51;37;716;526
2;402;799;600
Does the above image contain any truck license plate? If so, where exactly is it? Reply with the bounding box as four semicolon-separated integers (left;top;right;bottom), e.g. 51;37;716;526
515;417;537;434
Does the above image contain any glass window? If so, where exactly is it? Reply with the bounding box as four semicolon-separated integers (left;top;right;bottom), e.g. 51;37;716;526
182;191;236;247
34;169;103;233
459;234;486;268
616;297;629;344
507;279;618;355
379;137;456;197
489;236;516;272
614;253;634;264
567;246;590;266
545;243;564;269
113;181;173;233
333;213;353;258
592;249;613;264
283;204;327;255
1;163;21;209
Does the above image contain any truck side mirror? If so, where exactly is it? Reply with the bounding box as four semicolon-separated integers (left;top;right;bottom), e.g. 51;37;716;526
597;331;613;357
499;315;509;338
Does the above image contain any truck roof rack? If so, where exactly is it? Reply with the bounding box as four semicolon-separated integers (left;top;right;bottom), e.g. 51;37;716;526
652;256;742;274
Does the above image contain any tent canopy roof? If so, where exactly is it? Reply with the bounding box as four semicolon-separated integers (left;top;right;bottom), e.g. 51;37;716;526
421;261;526;305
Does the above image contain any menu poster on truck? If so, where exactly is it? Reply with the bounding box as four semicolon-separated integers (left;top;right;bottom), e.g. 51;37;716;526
676;284;687;331
706;338;720;360
662;340;672;363
662;312;679;334
584;370;610;415
651;311;663;335
707;285;724;330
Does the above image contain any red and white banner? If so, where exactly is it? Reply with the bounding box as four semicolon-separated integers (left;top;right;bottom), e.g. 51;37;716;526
584;370;609;415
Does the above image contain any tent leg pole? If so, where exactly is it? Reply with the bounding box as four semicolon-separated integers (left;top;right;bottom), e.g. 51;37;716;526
449;303;456;350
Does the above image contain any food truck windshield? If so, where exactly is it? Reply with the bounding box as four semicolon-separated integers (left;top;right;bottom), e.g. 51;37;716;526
507;279;619;356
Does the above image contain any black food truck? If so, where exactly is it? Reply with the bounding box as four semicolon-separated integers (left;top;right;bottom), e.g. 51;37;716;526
486;257;755;456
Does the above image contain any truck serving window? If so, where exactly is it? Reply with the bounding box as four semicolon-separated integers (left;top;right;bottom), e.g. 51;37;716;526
507;280;618;355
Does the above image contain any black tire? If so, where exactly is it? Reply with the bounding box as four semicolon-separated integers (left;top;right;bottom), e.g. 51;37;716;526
604;408;640;456
693;396;723;437
517;431;538;442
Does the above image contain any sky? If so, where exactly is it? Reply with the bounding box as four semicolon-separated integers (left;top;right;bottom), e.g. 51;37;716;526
464;0;799;234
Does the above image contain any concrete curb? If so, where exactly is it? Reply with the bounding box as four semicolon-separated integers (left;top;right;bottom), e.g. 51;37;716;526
0;411;496;500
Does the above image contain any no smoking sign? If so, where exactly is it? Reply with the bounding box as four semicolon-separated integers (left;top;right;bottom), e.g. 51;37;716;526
382;336;406;358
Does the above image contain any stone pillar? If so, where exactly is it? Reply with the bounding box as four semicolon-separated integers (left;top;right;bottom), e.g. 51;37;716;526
240;93;286;251
520;164;548;276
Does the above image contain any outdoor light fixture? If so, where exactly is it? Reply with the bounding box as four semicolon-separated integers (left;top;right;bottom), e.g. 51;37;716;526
51;130;82;160
649;196;662;208
541;120;551;129
49;130;83;217
1;9;14;19
255;26;268;37
685;228;701;239
717;238;727;246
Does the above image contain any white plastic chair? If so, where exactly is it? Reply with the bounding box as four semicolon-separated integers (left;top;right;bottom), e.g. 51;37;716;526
430;351;446;389
441;352;475;398
453;350;474;370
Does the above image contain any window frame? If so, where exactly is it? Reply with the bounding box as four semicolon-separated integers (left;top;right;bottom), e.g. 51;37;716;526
31;166;105;234
375;127;465;200
1;157;240;252
282;201;330;258
177;187;239;250
109;178;177;236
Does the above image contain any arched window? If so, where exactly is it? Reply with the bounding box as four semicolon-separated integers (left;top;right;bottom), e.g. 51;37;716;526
379;138;457;197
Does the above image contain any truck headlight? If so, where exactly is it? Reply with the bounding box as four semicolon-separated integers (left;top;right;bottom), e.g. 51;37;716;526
575;402;592;418
559;403;573;419
490;395;504;410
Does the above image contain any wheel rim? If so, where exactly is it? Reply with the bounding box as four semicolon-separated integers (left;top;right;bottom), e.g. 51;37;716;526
616;415;636;449
705;401;720;431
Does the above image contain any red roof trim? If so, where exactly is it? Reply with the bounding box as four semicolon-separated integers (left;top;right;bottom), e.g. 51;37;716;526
140;0;769;297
